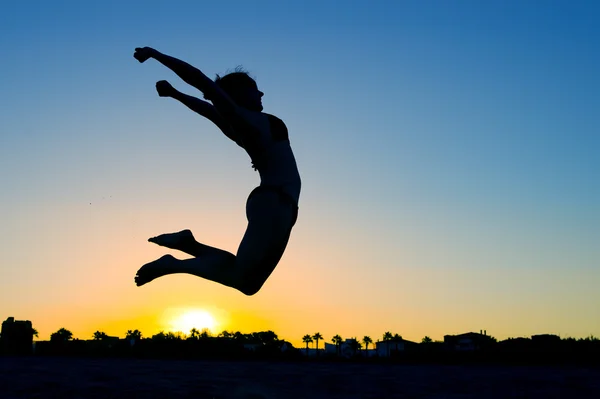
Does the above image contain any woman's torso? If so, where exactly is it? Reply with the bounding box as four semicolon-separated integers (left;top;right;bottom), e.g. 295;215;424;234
232;113;301;204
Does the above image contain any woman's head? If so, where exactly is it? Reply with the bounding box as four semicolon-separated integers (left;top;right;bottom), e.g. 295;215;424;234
214;68;263;112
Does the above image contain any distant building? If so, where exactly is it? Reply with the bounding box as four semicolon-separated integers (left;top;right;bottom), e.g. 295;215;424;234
375;338;418;357
323;338;376;358
444;330;492;351
1;317;34;355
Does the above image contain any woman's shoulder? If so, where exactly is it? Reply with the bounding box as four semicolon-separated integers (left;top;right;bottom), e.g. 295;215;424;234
264;114;288;142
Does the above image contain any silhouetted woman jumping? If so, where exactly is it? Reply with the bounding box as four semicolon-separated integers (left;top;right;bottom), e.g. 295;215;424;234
133;47;301;296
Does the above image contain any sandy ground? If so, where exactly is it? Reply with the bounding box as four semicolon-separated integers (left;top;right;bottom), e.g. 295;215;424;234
1;357;599;398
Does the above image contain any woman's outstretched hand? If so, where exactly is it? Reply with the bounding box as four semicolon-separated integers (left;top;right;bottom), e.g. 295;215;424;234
156;80;175;97
134;47;156;63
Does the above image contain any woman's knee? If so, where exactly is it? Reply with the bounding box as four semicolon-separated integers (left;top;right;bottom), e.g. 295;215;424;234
235;262;278;296
237;278;266;296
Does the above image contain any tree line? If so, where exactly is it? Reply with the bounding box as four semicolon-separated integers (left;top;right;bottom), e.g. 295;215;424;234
3;324;600;365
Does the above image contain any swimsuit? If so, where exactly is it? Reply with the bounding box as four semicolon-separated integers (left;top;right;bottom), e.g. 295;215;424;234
242;113;301;226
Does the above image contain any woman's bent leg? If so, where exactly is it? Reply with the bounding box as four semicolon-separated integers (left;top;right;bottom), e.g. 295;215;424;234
135;189;296;295
234;189;296;295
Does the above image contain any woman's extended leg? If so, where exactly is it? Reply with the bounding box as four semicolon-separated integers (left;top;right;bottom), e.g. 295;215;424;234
147;229;211;258
134;189;296;295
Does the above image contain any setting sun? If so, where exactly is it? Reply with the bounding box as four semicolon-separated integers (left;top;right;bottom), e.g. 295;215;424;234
165;309;217;334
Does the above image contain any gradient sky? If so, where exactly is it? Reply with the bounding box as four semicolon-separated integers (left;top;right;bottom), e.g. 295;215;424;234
1;0;598;347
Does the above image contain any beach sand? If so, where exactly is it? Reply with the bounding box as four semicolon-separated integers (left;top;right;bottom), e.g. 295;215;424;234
1;357;599;398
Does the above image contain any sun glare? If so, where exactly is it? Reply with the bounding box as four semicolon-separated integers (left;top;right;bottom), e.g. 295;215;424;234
168;309;217;334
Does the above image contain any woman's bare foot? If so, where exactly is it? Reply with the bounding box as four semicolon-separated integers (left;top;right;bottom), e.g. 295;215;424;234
148;229;196;252
135;254;178;286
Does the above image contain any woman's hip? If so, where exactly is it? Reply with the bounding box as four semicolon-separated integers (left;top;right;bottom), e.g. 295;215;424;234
246;185;299;227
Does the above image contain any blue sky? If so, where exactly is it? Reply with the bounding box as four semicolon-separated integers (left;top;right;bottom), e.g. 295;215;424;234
0;1;598;343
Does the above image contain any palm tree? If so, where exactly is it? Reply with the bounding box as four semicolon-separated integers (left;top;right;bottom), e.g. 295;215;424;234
31;328;39;339
189;328;200;340
302;334;313;355
50;328;73;342
363;336;373;355
93;331;108;340
312;332;323;356
200;328;211;339
233;331;245;342
125;330;142;341
422;336;432;343
218;330;232;339
348;338;360;356
332;335;343;356
383;331;393;341
165;331;184;340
